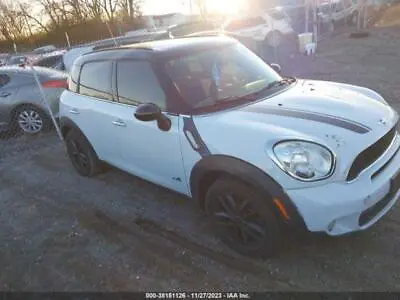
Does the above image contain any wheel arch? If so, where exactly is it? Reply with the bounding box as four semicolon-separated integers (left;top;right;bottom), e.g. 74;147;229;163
10;102;48;119
190;154;306;230
59;116;77;139
59;117;89;141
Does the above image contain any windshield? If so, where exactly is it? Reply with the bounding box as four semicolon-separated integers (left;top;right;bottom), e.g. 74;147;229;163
165;43;283;111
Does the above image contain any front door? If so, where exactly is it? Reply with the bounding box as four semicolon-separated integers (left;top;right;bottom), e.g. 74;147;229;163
113;59;188;194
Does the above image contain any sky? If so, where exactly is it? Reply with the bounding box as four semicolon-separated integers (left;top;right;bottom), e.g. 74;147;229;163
142;0;247;16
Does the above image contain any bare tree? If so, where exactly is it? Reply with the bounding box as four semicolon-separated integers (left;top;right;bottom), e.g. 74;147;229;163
19;2;50;34
83;0;103;20
0;0;143;48
195;0;207;19
0;0;32;41
116;0;142;20
101;0;117;22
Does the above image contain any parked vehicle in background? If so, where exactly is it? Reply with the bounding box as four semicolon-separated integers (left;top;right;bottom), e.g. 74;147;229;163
0;54;10;66
32;50;67;71
60;37;400;257
63;36;143;73
0;66;67;134
166;20;217;38
5;55;27;66
318;0;358;25
222;12;295;47
33;45;57;54
124;28;167;39
276;5;312;33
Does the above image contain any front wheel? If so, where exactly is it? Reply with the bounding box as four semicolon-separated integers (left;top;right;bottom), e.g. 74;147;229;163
205;177;282;257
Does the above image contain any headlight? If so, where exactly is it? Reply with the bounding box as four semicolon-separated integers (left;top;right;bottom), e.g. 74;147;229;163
273;140;335;181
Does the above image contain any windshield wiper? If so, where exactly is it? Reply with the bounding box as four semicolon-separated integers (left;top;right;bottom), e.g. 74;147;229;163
265;77;296;90
244;76;296;98
215;77;296;104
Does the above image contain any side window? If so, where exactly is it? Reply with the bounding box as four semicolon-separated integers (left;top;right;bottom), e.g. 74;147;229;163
35;56;59;67
79;61;113;101
116;60;166;109
0;74;10;88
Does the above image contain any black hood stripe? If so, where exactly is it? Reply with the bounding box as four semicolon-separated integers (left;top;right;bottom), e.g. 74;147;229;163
241;106;371;134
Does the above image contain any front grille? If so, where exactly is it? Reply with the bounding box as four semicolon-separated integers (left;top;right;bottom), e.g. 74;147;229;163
347;126;397;181
359;171;400;226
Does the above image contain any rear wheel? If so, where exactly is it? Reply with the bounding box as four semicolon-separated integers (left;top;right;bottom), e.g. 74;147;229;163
65;129;103;177
13;105;51;135
205;177;282;257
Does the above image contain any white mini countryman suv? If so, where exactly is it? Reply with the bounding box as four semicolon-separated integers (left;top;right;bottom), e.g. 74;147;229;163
60;36;400;257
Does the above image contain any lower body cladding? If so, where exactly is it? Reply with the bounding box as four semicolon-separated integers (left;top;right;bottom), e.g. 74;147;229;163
285;142;400;236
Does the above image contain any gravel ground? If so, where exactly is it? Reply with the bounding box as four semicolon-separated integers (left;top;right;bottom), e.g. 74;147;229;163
1;26;400;292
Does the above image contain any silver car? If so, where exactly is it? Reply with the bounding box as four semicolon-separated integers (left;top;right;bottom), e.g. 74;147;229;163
0;66;67;135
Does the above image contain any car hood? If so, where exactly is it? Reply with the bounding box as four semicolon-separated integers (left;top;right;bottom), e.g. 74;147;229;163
244;79;397;133
193;80;399;183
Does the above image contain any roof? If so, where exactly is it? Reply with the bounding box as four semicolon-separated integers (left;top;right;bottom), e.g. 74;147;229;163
75;36;236;65
122;36;234;52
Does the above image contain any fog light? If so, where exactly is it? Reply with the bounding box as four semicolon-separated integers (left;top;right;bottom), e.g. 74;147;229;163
328;220;336;232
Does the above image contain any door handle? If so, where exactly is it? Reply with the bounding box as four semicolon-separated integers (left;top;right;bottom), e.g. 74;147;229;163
112;120;126;127
0;92;11;97
69;108;80;114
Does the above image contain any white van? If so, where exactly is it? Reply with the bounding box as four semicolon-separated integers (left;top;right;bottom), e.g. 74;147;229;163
222;10;295;47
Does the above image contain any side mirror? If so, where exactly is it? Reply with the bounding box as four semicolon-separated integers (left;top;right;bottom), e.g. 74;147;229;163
134;103;171;131
270;63;282;74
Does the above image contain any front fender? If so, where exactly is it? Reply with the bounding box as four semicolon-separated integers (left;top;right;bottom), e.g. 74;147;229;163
190;154;307;230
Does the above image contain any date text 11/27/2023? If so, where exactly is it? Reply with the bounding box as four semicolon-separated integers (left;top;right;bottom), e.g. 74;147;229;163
145;292;251;299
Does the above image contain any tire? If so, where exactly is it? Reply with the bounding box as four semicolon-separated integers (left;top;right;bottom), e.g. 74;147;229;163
12;104;51;135
265;31;283;48
65;129;103;177
205;176;282;258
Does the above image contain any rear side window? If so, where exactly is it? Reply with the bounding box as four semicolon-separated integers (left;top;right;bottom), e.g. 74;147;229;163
0;74;10;88
79;61;113;101
116;60;166;109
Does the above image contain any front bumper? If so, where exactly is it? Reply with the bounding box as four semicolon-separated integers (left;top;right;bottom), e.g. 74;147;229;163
285;133;400;235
